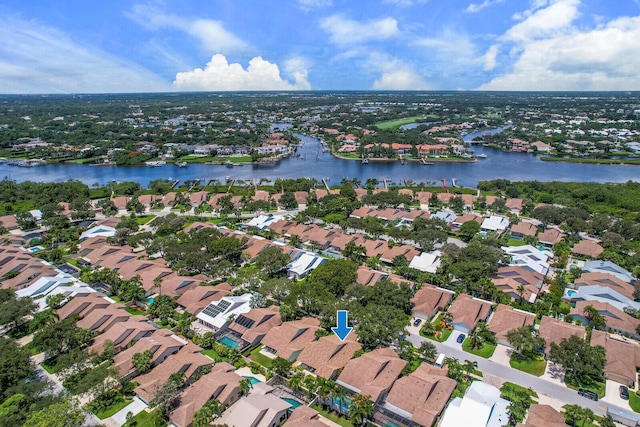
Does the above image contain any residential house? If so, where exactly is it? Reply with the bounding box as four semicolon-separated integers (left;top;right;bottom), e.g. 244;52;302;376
408;251;441;274
287;252;327;280
135;344;213;404
575;272;635;300
492;266;543;303
537;316;586;354
112;330;186;378
383;363;457;427
89;317;155;354
176;283;232;315
296;334;362;379
481;215;510;233
572;240;605;259
502;245;552;275
570;300;640;338
169;362;243;427
440;381;510;427
451;213;482;230
411;285;455;321
0;215;19;231
487;305;536;346
79;225;116;240
216;392;292;427
516;404;566;427
590;332;640;387
505;198;524;215
260;317;322;362
537;229;565;249
582;260;634;284
285;406;334;427
447;294;493;334
356;266;389;286
567;285;640;312
16;273;96;312
76;305;130;333
509;222;537;240
336;348;407;403
195;293;253;333
57;293;113;320
217;306;282;350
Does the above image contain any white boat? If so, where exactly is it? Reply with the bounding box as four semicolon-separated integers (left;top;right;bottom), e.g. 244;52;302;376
362;158;369;164
225;160;234;168
476;154;487;159
145;161;166;167
175;161;187;168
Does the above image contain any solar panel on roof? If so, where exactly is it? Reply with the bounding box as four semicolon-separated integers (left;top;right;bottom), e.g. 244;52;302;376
234;315;255;329
201;299;232;318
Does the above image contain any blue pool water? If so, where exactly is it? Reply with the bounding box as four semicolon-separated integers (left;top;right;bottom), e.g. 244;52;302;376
332;396;351;411
147;297;154;304
29;247;41;252
281;397;302;409
219;336;240;349
567;290;576;297
243;376;261;385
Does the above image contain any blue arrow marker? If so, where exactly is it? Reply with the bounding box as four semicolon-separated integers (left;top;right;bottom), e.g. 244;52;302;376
332;310;353;341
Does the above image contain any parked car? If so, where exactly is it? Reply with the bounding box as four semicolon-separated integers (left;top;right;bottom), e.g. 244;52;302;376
456;334;466;344
620;385;629;400
413;318;422;327
578;389;599;401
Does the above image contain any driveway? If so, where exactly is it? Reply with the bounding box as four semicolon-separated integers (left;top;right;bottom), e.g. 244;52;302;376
490;344;512;367
602;380;632;410
405;331;611;416
444;330;466;347
107;397;147;426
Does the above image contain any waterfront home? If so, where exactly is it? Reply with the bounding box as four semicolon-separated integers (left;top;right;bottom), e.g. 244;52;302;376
487;305;536;347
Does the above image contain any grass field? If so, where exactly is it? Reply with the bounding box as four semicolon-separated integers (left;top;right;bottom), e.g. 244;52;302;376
502;381;538;398
374;115;438;130
509;356;547;377
124;306;146;316
94;398;132;420
123;409;165;427
630;392;640;413
134;215;156;225
249;346;273;368
312;406;354;427
202;348;224;362
462;339;497;358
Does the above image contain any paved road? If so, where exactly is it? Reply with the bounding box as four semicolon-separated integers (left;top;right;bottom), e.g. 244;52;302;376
405;331;611;416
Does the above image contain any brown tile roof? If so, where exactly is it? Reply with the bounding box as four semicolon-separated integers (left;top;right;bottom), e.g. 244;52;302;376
570;300;639;335
227;306;282;345
448;294;493;331
506;198;524;212
492;266;543;302
572;240;605;259
590;331;640;386
575;272;635;300
261;317;321;361
135;343;212;404
411;285;454;319
176;283;232;314
518;404;566;427
538;316;585;351
510;222;537;237
0;215;19;230
285;406;329;427
110;196;130;209
385;363;456;427
487;305;536;343
57;293;112;320
296;334;362;379
242;237;272;259
169;362;242;427
89;317;155;353
537;228;565;245
112;329;184;377
337;348;407;402
356;266;388;286
76;305;130;333
454;213;483;225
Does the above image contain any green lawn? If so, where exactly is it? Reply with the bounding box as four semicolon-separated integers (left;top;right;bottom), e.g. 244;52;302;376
41;360;62;374
135;215;156;225
462;339;497;358
202;348;224;362
94;398;133;420
123;409;166;427
509;356;547;377
249;346;273;369
125;306;146;316
312;405;354;427
507;238;527;246
375;115;438;130
502;382;538;398
629;392;640;413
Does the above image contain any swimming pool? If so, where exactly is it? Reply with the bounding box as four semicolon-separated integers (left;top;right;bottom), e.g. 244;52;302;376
243;376;261;385
219;336;240;349
281;397;302;409
147;297;154;304
567;290;576;297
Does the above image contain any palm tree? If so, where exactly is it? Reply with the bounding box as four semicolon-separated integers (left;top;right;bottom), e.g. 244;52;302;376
153;276;163;297
288;368;305;393
421;321;436;337
463;359;478;381
517;284;526;302
192;399;222;427
315;377;334;410
331;385;349;415
239;378;252;397
419;341;438;361
348;394;374;427
303;375;317;399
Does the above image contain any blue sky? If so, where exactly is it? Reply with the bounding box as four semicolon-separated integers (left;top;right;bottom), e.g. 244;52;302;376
1;0;640;93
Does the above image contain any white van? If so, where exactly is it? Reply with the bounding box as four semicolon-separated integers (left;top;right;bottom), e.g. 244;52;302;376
435;353;446;368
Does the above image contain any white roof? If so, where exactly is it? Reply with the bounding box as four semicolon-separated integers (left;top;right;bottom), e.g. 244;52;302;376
440;381;509;427
287;252;326;276
409;251;441;274
481;216;510;232
29;209;43;220
432;211;457;224
569;285;640;312
196;293;253;330
217;393;291;427
582;260;634;283
80;225;117;240
246;215;284;229
16;273;96;312
502;245;552;275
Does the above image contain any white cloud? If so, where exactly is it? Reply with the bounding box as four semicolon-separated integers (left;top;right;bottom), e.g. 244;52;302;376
320;15;400;45
383;0;429;6
503;0;580;42
479;13;640;90
173;54;311;91
0;17;167;93
368;53;430;90
465;0;506;13
414;31;477;68
297;0;332;10
482;44;499;70
126;3;248;54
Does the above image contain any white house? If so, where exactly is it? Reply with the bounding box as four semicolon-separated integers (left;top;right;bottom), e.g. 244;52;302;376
287;252;327;280
246;215;284;230
481;216;510;233
440;381;510;427
195;294;253;333
408;251;442;274
79;225;117;240
567;285;640;312
431;211;457;224
502;245;552;275
582;261;634;283
16;273;96;312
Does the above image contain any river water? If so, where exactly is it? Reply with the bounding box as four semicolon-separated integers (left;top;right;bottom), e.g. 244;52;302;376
0;131;637;188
